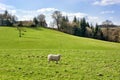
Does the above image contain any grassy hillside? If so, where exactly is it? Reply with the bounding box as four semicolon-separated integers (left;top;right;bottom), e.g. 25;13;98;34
0;27;120;80
0;27;119;50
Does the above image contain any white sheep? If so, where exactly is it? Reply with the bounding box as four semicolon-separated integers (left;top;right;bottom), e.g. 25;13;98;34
48;54;61;64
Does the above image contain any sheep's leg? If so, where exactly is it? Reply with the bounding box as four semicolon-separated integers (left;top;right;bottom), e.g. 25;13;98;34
48;60;50;63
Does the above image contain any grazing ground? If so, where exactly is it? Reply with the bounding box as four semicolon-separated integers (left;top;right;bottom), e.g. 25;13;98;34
0;27;120;80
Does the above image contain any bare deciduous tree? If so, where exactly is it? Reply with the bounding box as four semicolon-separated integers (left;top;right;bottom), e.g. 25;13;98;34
17;21;23;37
52;11;62;30
37;14;46;27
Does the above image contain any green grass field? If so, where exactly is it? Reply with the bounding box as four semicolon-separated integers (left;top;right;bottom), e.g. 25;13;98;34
0;27;120;80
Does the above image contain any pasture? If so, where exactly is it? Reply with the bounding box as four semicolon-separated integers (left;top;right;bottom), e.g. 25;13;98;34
0;27;120;80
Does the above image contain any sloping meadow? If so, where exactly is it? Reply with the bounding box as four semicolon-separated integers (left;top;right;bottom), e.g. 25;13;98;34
0;27;120;79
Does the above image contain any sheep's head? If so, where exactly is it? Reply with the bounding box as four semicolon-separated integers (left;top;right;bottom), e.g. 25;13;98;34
58;54;61;57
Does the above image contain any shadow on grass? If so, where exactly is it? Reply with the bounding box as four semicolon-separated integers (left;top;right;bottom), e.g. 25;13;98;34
28;27;44;31
23;36;41;39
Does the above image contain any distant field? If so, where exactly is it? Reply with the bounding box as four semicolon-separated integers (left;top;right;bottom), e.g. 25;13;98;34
0;27;120;80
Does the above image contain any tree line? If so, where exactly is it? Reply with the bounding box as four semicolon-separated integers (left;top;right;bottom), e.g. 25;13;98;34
51;11;104;40
0;10;17;26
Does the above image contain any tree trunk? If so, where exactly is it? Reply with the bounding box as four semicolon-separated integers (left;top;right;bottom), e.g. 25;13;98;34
19;30;21;37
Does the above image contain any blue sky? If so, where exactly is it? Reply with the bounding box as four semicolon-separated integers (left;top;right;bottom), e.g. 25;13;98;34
0;0;120;25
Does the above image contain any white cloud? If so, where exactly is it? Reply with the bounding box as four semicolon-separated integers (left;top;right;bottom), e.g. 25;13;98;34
62;12;87;18
86;16;102;25
17;10;35;14
101;10;115;14
8;10;17;15
15;8;58;21
93;0;120;6
0;2;16;15
37;8;58;13
109;17;113;19
0;3;14;10
17;15;34;21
